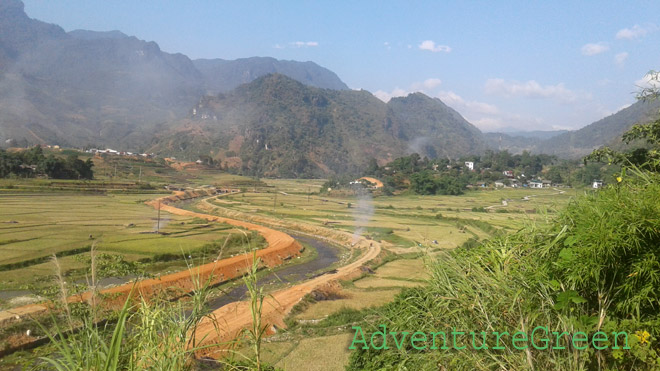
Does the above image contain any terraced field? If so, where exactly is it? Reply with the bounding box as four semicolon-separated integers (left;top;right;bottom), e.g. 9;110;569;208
0;193;260;292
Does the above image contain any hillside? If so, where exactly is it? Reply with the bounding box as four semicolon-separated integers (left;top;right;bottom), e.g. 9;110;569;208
0;0;348;150
386;93;486;158
149;74;487;177
534;99;660;158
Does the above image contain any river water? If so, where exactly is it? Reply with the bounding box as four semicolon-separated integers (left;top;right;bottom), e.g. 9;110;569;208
206;233;340;310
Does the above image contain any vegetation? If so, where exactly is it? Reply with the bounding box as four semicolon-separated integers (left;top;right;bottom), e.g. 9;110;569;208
0;146;93;180
347;173;660;369
0;193;264;292
155;74;488;178
32;257;218;370
324;148;604;196
347;78;660;370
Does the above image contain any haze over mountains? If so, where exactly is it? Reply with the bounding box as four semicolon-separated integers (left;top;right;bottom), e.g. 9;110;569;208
0;0;347;152
151;75;486;177
1;0;659;176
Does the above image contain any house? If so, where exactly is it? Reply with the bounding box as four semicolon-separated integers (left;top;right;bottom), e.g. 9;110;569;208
494;181;505;188
542;180;552;188
465;161;474;171
503;170;514;178
592;180;603;189
529;180;543;188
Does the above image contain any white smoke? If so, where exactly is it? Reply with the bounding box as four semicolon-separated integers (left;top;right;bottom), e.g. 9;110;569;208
407;136;431;155
351;186;374;244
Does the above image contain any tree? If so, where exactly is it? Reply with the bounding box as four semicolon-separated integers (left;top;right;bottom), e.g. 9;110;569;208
585;70;660;173
546;166;563;184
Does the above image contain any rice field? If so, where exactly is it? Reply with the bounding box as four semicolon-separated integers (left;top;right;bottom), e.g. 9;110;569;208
0;192;254;291
209;182;576;252
211;179;577;370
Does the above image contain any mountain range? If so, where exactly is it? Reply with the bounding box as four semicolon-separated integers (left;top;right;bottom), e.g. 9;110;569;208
1;0;659;176
148;75;486;177
0;0;347;151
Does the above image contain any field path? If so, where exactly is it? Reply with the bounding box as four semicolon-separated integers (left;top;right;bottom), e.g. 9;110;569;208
193;236;379;359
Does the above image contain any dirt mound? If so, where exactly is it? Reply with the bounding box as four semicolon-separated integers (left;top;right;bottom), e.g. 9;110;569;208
358;177;384;188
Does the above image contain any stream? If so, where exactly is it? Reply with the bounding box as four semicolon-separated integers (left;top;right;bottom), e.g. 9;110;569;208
206;233;341;310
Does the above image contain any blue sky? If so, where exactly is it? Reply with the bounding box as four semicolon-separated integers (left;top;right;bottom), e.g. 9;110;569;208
22;0;660;132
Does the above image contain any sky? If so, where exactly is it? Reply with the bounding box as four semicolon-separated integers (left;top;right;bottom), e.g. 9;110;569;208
22;0;660;132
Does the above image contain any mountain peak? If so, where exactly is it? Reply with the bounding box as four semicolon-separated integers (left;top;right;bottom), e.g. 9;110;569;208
68;29;129;40
0;0;25;15
193;57;349;93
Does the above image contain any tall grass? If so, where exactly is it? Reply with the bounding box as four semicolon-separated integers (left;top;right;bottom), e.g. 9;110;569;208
243;252;267;371
34;254;221;370
349;174;660;369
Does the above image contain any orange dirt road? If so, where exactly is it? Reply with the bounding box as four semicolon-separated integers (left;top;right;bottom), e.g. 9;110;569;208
194;239;380;359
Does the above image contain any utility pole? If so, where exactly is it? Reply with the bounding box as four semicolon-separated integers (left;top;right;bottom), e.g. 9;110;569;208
139;166;142;183
114;164;117;178
273;193;277;209
157;200;161;234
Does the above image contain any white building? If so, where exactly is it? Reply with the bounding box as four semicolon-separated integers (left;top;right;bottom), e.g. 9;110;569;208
465;161;474;171
529;180;543;188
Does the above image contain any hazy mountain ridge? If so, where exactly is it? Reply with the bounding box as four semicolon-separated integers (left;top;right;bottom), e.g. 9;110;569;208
0;0;349;150
193;57;349;94
149;74;487;177
1;0;657;168
534;99;660;158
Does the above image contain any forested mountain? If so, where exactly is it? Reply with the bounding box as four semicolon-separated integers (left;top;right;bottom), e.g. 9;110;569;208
2;0;654;174
386;93;486;158
481;100;660;158
149;74;487;177
534;99;660;158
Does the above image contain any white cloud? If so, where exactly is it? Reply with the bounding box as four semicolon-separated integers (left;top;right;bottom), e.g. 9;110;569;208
418;40;451;53
581;42;609;56
432;90;546;131
550;124;574;131
436;90;499;115
373;88;408;102
635;72;660;89
291;41;318;48
411;78;443;91
614;52;629;66
374;78;443;102
274;41;319;49
372;79;551;132
617;103;632;111
616;24;655;40
484;78;583;103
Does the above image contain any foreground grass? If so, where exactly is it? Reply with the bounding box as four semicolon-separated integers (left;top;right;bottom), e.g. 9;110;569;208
347;177;660;369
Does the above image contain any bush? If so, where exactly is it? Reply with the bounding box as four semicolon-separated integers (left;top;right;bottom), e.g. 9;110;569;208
349;175;660;369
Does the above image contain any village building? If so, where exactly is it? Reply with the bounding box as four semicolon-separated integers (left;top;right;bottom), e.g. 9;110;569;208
529;180;544;188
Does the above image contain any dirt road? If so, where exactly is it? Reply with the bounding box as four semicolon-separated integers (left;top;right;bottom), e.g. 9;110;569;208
193;237;380;359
